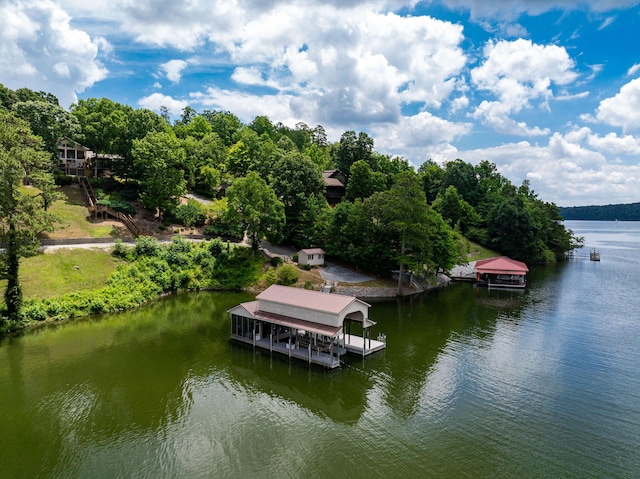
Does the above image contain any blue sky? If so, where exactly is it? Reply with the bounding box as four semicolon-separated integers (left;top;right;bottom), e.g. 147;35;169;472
1;0;640;207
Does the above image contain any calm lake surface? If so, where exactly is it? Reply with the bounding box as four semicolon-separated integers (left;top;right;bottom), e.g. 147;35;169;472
1;221;639;478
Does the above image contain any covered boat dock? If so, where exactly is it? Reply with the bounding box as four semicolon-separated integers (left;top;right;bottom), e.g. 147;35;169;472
228;285;385;369
474;257;529;289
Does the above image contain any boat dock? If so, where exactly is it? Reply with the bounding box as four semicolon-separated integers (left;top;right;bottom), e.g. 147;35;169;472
232;332;386;369
228;285;386;369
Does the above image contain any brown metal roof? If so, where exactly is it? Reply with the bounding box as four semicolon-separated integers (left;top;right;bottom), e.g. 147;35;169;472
256;285;369;315
235;300;341;337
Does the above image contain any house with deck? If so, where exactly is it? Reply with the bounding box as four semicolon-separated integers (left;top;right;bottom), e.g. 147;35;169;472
56;138;122;178
475;257;528;289
57;138;92;177
228;285;385;368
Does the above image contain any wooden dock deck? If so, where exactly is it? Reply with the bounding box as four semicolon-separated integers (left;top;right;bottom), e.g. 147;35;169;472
232;332;386;369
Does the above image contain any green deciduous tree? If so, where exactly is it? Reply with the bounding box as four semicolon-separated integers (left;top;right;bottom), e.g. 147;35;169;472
1;111;59;324
432;185;481;234
270;151;325;243
333;131;375;178
201;110;243;147
132;131;187;219
486;192;539;262
368;172;433;295
225;172;285;250
345;160;387;201
12;100;80;156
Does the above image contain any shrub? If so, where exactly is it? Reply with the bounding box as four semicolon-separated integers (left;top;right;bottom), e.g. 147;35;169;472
112;239;132;259
53;170;73;186
276;264;298;286
120;185;139;201
174;200;206;227
208;238;224;256
204;218;243;238
134;236;162;258
269;256;283;267
21;302;47;321
261;268;277;286
292;253;299;262
97;199;136;215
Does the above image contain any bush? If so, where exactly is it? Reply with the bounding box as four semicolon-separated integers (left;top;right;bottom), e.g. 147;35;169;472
208;238;224;256
134;236;162;258
292;253;299;262
120;185;139;201
21;302;47;322
97;199;136;215
261;268;277;287
269;256;283;267
174;200;206;228
276;264;298;286
113;239;132;260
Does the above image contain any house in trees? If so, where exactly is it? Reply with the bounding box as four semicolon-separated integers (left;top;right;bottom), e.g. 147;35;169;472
56;138;122;178
323;169;346;206
228;284;385;368
475;257;528;289
297;248;326;266
57;138;92;177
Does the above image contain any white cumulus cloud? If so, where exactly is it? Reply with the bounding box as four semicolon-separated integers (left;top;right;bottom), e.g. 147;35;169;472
0;0;107;107
161;59;188;83
595;78;640;132
470;38;578;135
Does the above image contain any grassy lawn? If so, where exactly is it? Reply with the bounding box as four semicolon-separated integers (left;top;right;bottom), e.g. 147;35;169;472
1;249;118;301
468;241;501;261
44;185;128;239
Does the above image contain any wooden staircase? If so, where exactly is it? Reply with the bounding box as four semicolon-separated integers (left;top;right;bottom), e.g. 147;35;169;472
78;177;143;237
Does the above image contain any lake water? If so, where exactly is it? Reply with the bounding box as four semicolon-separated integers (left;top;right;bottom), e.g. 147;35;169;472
1;221;639;478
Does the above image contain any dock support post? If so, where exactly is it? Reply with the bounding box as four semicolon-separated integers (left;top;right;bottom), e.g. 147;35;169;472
270;333;273;353
308;344;311;365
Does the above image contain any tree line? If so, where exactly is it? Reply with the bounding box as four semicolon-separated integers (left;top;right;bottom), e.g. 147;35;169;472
1;83;581;323
559;203;640;221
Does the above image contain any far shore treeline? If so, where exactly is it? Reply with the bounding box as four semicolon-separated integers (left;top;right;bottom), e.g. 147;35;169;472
559;202;640;221
1;84;582;330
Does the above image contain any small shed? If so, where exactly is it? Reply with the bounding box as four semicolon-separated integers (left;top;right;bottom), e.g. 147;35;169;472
298;248;326;266
475;256;528;289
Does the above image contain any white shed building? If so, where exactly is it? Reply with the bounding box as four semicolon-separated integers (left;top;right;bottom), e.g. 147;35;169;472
297;248;326;266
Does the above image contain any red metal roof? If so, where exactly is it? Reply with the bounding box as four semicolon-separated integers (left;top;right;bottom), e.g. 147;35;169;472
475;257;529;275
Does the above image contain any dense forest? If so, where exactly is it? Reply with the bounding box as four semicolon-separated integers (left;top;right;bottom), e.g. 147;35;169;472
559;203;640;221
1;83;581;284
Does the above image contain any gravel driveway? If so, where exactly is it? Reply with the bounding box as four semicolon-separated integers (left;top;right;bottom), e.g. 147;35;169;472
319;263;373;283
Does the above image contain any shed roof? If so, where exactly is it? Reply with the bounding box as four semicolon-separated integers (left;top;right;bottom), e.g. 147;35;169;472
299;248;325;255
475;257;528;275
256;284;369;315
